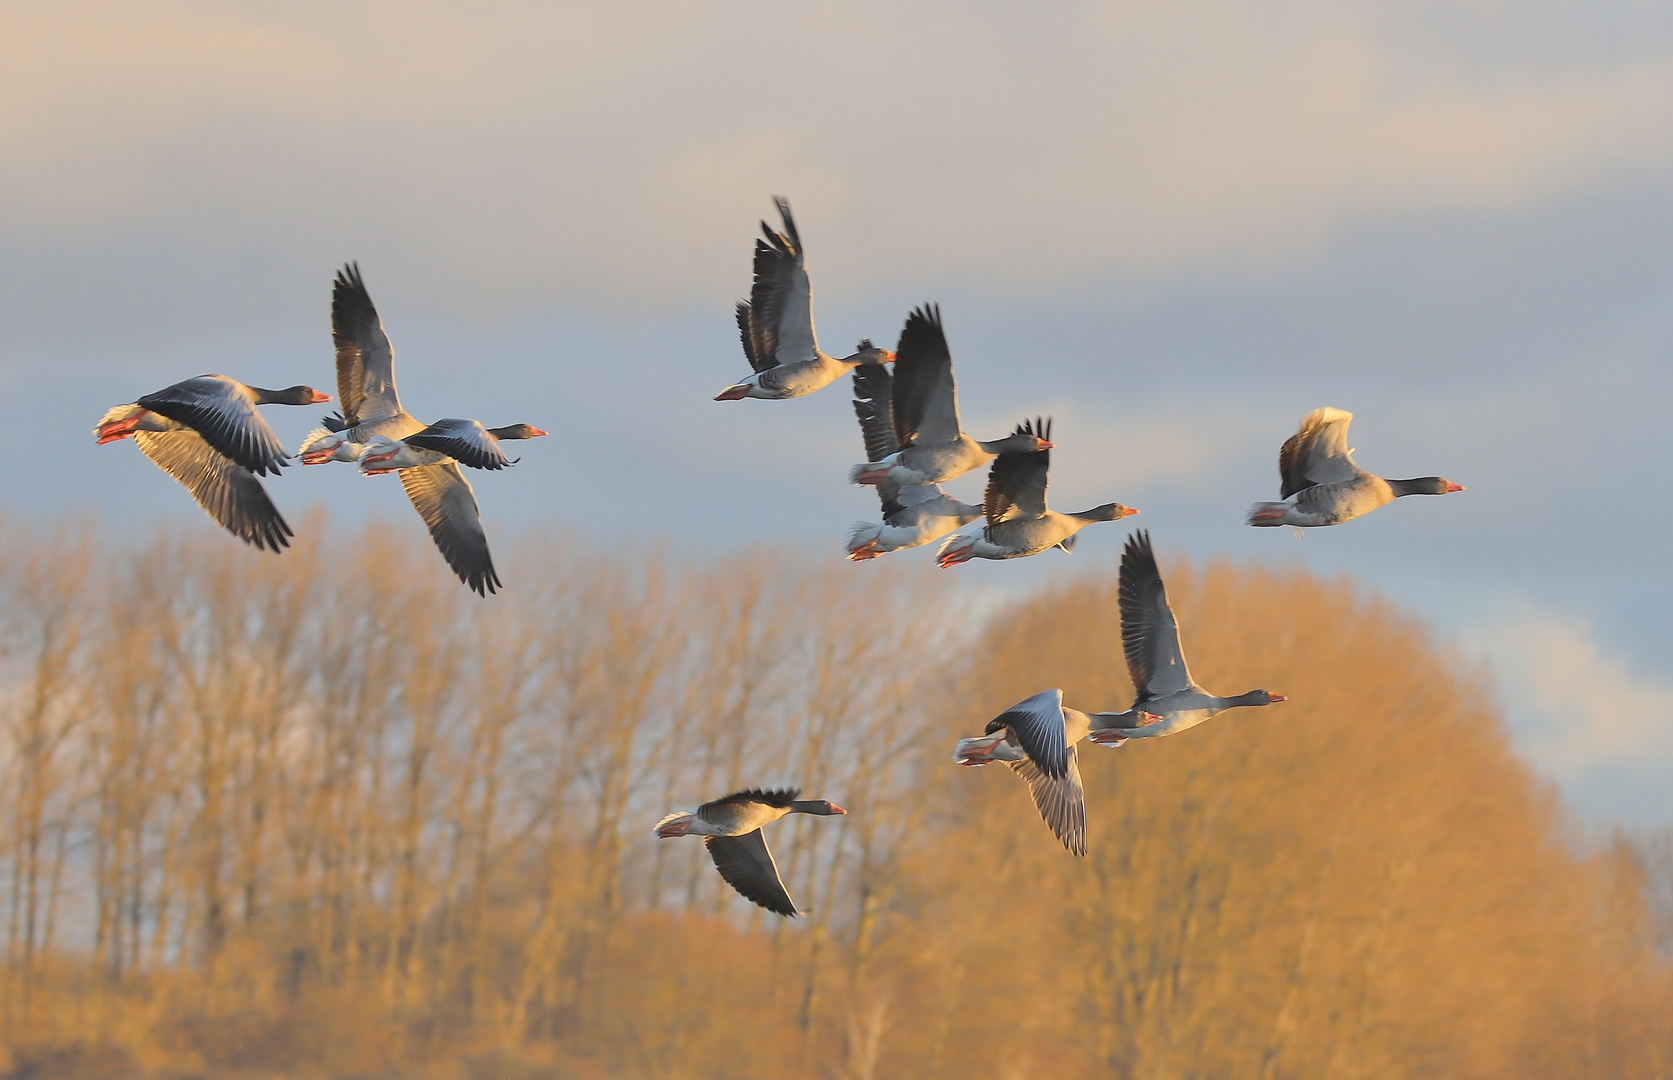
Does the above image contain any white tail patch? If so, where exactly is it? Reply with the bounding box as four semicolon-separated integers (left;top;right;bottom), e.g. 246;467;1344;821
844;521;883;558
953;732;1007;765
297;428;339;455
652;810;693;838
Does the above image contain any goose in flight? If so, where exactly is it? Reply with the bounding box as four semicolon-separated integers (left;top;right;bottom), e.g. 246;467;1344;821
715;198;893;400
1085;530;1285;746
653;788;847;916
847;305;1049;488
300;263;542;595
937;418;1137;567
844;363;981;560
1248;407;1463;528
95;375;330;552
953;689;1161;855
355;421;547;474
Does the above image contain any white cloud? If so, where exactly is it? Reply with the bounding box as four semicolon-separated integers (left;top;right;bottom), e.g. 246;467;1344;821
1464;602;1673;783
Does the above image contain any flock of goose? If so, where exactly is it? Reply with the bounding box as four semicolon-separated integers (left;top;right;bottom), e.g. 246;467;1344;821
93;198;1466;914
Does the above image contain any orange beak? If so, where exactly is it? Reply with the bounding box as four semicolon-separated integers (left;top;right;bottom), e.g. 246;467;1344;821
529;428;549;437
1039;440;1055;451
1269;694;1287;703
830;805;848;815
310;390;333;403
1445;482;1465;493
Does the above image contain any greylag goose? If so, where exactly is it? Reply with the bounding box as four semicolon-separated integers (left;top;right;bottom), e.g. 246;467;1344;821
653;788;846;916
953;689;1160;855
1085;530;1285;745
1247;407;1463;528
355;421;547;474
936;418;1137;567
715;198;893;400
844;363;981;560
304;263;540;595
95;375;330;552
847;305;1049;487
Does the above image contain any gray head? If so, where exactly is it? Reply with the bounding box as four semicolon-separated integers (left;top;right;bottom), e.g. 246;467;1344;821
1231;689;1287;707
486;424;549;441
1388;477;1465;497
851;338;895;364
788;799;848;816
252;385;333;406
989;416;1054;454
1078;502;1140;523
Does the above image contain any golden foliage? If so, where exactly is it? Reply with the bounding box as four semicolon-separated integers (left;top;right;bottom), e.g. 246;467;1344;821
0;518;1664;1078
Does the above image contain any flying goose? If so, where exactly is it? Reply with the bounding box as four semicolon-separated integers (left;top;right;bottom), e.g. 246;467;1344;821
1084;530;1285;745
847;305;1049;488
844;363;981;560
653;788;847;916
1248;407;1463;528
355;420;547;474
953;689;1161;855
715;198;893;401
302;263;542;595
937;418;1137;567
95;375;330;552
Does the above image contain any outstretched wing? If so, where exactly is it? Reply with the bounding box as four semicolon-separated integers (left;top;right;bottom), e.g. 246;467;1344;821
1010;752;1087;856
401;418;514;471
1278;407;1362;498
1118;530;1193;700
398;462;500;595
891;305;961;445
135;431;292;553
706;829;798;916
739;197;817;371
332;263;402;426
989;688;1070;780
137;375;288;476
984;419;1051;528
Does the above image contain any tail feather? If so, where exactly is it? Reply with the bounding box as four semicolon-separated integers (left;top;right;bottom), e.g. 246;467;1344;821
653;811;693;838
298;428;338;455
845;521;883;559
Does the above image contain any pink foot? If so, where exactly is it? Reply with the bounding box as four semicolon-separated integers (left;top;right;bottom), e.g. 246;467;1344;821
714;385;750;401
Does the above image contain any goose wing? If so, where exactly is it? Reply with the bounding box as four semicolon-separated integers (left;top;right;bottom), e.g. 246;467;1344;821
851;364;914;516
398;462;500;595
1279;407;1363;498
1009;752;1086;856
988;688;1070;779
738;197;817;372
983;420;1051;528
891;304;961;446
137;375;287;476
706;829;798;916
1118;530;1194;700
400;418;514;471
332;263;402;427
135;431;292;552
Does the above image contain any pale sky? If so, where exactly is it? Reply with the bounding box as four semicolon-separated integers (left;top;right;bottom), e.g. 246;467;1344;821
10;1;1673;826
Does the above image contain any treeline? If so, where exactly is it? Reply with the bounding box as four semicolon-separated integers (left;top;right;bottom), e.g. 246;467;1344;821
0;514;1666;1079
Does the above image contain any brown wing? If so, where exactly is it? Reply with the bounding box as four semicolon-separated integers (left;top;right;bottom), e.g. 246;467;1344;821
135;430;292;553
397;463;500;595
332;263;401;426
